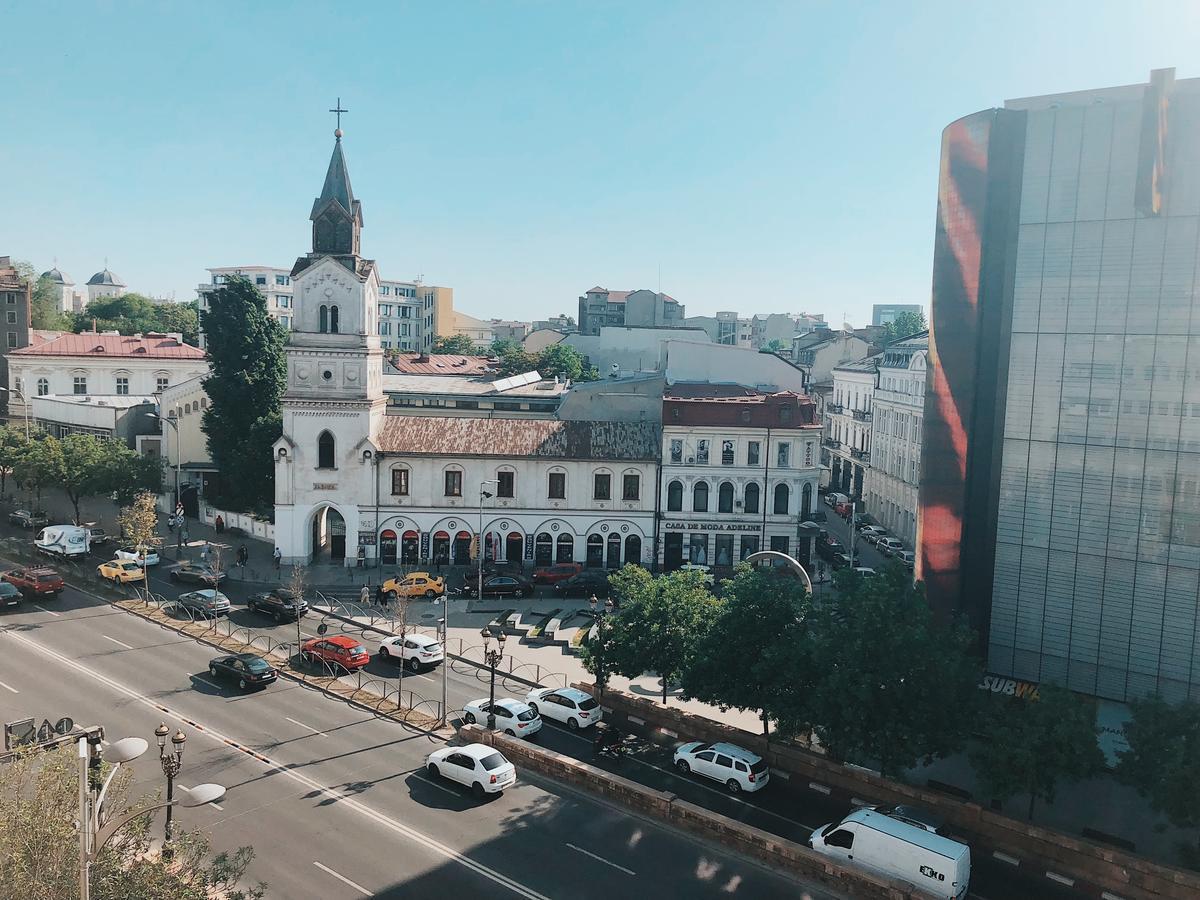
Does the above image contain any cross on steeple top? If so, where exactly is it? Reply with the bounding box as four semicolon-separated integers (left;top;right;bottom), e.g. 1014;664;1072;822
329;97;348;137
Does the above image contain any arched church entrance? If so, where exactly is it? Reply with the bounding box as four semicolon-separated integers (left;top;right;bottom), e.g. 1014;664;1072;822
310;505;346;563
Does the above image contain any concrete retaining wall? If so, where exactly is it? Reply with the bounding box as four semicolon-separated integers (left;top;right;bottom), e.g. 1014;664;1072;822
582;684;1200;900
458;723;939;900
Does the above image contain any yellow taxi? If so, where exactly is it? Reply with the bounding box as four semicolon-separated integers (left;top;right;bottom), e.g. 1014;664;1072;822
97;559;146;584
381;572;445;600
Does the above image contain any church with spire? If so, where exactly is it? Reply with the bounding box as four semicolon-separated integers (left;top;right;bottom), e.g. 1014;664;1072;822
272;122;387;565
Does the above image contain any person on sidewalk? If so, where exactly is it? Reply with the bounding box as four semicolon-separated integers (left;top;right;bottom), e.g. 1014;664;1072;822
356;545;366;568
237;544;248;568
359;584;370;607
215;515;224;534
273;547;282;571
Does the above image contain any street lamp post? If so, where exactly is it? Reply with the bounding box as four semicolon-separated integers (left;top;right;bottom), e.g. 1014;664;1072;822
476;480;499;603
480;626;506;730
0;385;31;439
155;723;186;853
147;412;182;559
589;593;614;703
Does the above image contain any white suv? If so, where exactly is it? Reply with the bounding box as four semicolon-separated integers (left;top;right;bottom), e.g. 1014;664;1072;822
525;687;602;729
673;741;770;793
876;537;904;556
378;633;444;672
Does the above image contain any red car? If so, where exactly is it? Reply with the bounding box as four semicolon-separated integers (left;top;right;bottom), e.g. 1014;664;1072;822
301;635;370;672
3;566;64;598
532;562;583;585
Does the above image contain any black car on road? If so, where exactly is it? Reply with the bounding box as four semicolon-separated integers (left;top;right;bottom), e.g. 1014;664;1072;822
460;574;536;599
8;510;48;529
0;582;21;609
247;588;308;622
553;570;612;598
207;653;277;691
168;562;227;585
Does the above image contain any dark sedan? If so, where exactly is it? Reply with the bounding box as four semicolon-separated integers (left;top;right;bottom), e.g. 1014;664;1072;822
460;574;535;599
247;588;308;622
553;571;611;598
207;653;277;691
0;582;21;609
168;562;227;585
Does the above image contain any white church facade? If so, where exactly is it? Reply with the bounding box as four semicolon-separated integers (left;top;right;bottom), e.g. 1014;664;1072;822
273;127;657;568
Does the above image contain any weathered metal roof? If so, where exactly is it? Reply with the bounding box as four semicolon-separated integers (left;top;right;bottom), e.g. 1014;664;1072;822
377;416;660;460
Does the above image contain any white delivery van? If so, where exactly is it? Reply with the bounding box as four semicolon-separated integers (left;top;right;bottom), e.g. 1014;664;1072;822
824;491;850;508
809;808;970;900
35;525;90;559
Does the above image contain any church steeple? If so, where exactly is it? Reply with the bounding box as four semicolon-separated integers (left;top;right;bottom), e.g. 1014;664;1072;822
309;126;362;258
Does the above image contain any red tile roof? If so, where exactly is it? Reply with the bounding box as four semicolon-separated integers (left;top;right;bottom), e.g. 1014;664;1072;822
377;417;659;460
10;333;205;359
388;353;496;375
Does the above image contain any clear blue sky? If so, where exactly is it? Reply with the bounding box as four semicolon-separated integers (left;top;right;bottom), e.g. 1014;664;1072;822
2;1;1197;327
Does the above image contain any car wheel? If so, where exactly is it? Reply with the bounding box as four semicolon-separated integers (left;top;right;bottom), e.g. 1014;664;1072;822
424;589;435;599
406;657;420;673
472;782;486;800
726;779;741;794
676;760;691;774
209;666;218;677
379;646;391;660
427;762;440;778
513;589;524;598
504;729;516;737
464;712;476;724
567;717;579;730
169;572;178;582
238;679;248;691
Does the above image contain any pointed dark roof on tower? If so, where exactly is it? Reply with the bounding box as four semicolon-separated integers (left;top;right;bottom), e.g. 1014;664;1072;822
311;136;356;219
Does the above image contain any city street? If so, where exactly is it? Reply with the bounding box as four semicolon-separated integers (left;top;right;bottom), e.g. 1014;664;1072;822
0;579;843;900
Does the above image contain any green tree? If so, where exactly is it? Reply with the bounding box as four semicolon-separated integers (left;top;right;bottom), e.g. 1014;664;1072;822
201;276;286;512
106;451;163;507
683;565;815;736
970;683;1104;821
431;334;479;354
0;424;31;498
58;433;123;524
489;338;523;357
806;566;981;777
70;293;200;346
8;260;69;331
883;309;927;343
150;300;201;346
17;435;62;509
535;343;591;382
492;346;538;378
0;743;265;900
1117;695;1200;854
582;566;719;703
764;339;788;352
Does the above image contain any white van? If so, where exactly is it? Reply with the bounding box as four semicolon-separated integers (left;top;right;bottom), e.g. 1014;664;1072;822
824;491;850;508
809;808;970;899
35;525;90;559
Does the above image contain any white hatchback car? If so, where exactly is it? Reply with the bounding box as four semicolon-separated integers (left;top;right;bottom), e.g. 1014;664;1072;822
525;687;602;730
378;633;444;672
462;697;542;738
673;741;770;793
116;546;160;566
876;537;904;556
425;743;516;798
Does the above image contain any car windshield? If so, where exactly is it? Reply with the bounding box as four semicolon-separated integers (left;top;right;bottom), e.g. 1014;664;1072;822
821;822;841;838
480;753;508;771
577;697;599;710
349;645;367;655
517;708;537;721
0;584;18;596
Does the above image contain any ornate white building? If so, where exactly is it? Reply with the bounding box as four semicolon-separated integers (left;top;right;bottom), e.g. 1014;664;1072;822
827;357;877;498
272;128;657;568
865;331;926;545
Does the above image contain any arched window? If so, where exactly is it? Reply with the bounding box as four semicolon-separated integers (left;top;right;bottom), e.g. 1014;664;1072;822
36;378;48;396
586;534;605;568
717;481;734;514
801;483;813;519
624;534;642;567
319;305;328;333
317;431;335;469
773;483;789;514
744;483;760;514
693;481;709;513
556;533;574;563
329;305;340;333
667;480;683;512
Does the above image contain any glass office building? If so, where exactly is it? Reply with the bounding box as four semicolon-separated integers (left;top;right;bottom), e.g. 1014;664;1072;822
921;69;1200;703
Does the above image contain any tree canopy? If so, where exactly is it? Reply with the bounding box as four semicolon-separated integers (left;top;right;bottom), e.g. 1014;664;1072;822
70;294;200;346
970;683;1104;821
883;309;927;343
431;334;479;355
13;433;160;522
491;339;597;382
8;260;71;331
1117;695;1200;849
200;276;286;512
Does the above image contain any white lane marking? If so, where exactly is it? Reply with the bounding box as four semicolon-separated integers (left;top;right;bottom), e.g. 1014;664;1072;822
314;861;370;896
285;716;328;738
32;604;61;617
1;629;553;900
0;679;18;694
103;635;135;650
181;784;223;810
565;842;636;876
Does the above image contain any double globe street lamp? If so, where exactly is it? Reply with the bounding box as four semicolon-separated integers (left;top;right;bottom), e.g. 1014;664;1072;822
480;626;507;730
588;593;614;703
155;722;187;852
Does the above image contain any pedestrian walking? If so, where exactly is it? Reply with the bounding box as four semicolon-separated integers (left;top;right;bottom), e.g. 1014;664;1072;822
215;515;224;534
200;543;209;563
273;547;282;570
377;584;388;608
360;584;370;607
237;544;248;568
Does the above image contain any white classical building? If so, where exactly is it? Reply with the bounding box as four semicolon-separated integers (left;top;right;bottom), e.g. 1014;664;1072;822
865;332;926;545
659;388;822;572
272;129;658;568
827;357;877;499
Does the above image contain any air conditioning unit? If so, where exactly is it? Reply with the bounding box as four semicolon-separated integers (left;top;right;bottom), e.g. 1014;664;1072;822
686;456;696;464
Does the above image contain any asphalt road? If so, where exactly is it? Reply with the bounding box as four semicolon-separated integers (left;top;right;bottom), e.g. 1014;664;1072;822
0;581;843;900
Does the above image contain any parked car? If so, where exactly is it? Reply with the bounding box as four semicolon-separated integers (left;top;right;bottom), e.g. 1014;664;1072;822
8;509;48;529
673;741;770;794
824;492;850;508
85;526;112;547
816;536;844;560
830;552;857;570
467;560;525;580
897;551;916;570
116;546;160;566
525;687;601;730
301;635;369;672
859;526;888;545
869;803;947;835
854;515;880;532
531;562;583;585
3;566;64;598
876;537;904;556
168;562;226;585
97;559;145;584
378;633;444;672
177;589;231;617
380;571;445;600
207;653;277;691
247;588;308;622
425;743;516;798
801;509;828;524
852;567;878;578
462;697;542;739
552;570;611;598
0;582;21;609
460;574;535;599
